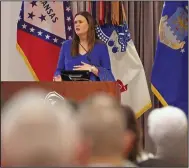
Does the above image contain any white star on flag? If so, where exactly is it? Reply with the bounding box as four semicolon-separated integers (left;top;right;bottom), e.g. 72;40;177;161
38;31;43;36
66;6;71;12
67;26;72;31
181;48;185;53
17;1;75;82
18;15;22;21
22;24;27;29
68;36;72;40
53;38;58;43
45;34;50;40
66;17;71;22
30;27;35;32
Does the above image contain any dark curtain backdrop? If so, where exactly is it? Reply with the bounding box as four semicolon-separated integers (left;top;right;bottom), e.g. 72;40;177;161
123;1;164;153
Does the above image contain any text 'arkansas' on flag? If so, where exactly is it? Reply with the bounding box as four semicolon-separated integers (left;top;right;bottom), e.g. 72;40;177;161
151;1;188;116
17;1;73;81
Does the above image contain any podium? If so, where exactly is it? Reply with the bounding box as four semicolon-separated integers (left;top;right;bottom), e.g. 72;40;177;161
1;82;121;104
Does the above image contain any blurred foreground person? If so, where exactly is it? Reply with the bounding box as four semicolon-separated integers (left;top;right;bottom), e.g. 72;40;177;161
1;88;82;167
121;105;154;166
139;106;188;167
77;93;133;166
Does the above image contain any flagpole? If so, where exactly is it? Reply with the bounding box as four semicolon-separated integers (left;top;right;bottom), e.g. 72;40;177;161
121;1;127;24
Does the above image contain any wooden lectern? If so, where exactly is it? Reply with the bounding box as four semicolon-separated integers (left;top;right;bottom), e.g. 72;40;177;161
1;82;121;104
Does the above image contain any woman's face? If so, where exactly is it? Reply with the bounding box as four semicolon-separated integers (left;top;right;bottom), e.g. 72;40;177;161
74;15;89;37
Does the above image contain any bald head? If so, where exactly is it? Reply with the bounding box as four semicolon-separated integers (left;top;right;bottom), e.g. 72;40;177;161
1;88;81;166
77;93;126;157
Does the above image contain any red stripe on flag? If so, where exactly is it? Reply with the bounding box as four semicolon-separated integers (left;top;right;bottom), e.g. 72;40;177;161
88;1;91;13
99;1;104;25
17;30;61;81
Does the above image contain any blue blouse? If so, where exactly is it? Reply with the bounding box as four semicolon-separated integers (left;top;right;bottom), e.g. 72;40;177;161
54;40;115;81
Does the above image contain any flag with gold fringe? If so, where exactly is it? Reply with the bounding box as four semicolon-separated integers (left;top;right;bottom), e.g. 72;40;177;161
95;3;152;117
17;1;73;81
151;1;188;116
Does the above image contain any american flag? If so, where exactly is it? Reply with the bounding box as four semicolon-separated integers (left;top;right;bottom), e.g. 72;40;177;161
17;1;73;81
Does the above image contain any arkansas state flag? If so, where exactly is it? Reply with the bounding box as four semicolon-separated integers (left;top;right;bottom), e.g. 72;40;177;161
96;23;152;117
17;1;73;81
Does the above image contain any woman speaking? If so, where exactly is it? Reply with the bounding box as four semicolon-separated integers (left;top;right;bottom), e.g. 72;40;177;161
53;11;115;81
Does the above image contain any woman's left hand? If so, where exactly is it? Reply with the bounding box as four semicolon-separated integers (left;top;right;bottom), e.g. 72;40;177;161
73;62;92;71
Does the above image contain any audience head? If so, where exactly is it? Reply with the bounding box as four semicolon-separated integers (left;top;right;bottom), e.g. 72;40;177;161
1;88;81;167
121;105;141;162
148;106;188;165
77;93;127;161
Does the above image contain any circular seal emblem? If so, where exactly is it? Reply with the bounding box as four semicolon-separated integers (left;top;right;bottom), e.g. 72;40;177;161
44;91;64;106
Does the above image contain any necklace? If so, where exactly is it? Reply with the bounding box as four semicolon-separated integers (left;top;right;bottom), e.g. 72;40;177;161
79;43;88;53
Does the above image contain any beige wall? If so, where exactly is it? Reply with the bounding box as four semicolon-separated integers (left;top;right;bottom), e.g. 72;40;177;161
1;1;34;81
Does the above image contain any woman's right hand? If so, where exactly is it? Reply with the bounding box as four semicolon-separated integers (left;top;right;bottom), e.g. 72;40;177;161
53;75;62;81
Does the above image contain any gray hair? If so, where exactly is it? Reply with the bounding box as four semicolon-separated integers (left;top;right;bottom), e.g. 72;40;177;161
1;88;81;166
77;93;126;157
148;106;188;161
